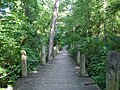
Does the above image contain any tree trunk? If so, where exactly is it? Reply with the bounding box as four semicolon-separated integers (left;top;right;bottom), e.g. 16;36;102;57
103;0;108;42
48;0;60;61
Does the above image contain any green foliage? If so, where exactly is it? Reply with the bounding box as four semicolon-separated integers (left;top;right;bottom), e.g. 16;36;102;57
0;0;53;88
68;37;108;90
61;0;120;90
107;0;120;14
0;0;120;89
82;37;107;89
0;11;23;87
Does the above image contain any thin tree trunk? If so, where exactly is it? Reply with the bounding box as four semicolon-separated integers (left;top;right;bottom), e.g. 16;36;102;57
103;0;108;42
48;0;60;61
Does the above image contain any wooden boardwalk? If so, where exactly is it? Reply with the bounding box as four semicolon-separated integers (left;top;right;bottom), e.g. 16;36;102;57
14;50;100;90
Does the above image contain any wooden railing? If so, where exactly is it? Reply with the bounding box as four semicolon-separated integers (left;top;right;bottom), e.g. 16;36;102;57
76;50;87;76
21;45;120;90
76;50;120;90
21;45;60;78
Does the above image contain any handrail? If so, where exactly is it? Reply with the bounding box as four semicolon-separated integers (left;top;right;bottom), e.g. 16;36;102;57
0;49;27;79
0;64;21;79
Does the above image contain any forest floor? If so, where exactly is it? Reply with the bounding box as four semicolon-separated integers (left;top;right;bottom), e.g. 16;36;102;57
13;49;100;90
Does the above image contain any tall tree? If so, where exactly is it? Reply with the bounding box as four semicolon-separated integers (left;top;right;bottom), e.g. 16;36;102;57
48;0;60;61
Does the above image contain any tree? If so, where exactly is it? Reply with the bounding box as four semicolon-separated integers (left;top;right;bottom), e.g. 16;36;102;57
48;0;60;61
0;0;53;87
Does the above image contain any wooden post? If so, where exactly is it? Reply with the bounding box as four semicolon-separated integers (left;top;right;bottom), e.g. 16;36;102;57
42;45;46;65
56;45;59;53
80;54;86;77
21;50;27;78
77;51;80;64
106;51;120;90
53;46;57;56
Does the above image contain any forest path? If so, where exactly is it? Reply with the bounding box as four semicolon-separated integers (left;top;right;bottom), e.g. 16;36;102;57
14;49;99;90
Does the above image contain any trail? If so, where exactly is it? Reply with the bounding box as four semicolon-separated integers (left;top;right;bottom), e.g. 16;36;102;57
14;50;99;90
